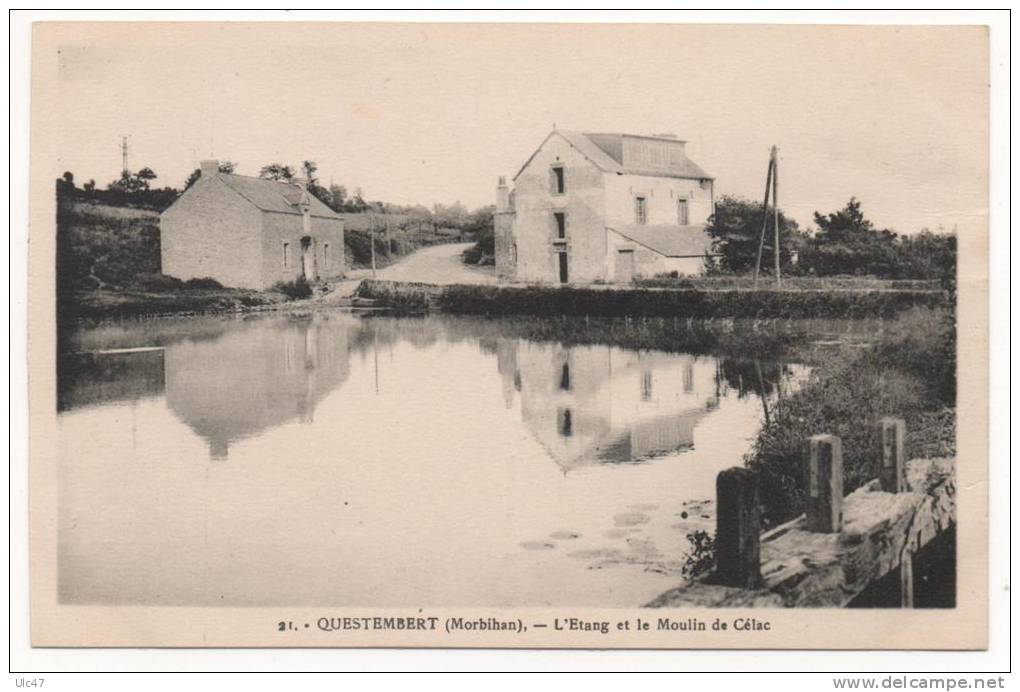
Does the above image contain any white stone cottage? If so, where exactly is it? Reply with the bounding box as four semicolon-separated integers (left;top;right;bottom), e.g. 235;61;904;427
494;129;718;284
161;160;345;289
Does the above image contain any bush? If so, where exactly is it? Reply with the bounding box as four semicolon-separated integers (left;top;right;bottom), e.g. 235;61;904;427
745;306;956;526
132;272;184;292
183;277;224;290
275;277;313;300
430;283;942;320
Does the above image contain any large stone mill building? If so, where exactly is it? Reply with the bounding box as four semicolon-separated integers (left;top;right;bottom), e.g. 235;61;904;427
161;160;345;290
494;129;718;284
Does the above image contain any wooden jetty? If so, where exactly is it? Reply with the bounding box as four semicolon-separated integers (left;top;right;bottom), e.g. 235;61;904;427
648;418;956;608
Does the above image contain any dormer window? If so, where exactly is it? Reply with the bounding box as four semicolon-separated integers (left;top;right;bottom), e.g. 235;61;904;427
550;166;565;195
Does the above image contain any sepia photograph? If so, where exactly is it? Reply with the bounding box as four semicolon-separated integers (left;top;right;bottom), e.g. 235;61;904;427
19;15;997;657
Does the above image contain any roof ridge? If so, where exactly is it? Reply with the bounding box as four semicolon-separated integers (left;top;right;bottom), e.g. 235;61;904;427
220;171;299;186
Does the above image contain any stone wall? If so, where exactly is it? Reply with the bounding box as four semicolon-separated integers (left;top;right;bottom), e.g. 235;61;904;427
259;211;345;288
510;134;607;284
160;176;263;289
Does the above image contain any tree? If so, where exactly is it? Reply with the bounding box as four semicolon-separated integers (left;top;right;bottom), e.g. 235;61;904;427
328;183;347;210
301;160;319;185
106;166;160;193
703;195;803;273
57;171;76;195
800;198;900;276
259;163;295;181
134;167;157;191
83;179;96;193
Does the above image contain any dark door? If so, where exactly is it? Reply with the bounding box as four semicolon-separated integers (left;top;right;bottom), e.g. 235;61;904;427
558;252;569;284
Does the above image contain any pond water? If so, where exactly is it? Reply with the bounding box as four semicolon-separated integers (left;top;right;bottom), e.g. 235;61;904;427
57;310;808;608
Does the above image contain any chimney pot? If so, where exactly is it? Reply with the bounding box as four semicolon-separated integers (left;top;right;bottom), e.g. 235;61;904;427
200;159;220;176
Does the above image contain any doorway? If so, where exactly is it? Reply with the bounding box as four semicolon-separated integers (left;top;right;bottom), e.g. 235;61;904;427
558;251;569;284
615;249;635;283
300;236;316;281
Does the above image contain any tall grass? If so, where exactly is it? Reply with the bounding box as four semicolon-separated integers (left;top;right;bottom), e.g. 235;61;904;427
357;280;944;320
746;305;956;527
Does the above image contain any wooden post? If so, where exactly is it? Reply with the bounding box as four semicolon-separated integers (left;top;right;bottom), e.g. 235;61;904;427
900;548;915;608
772;146;782;288
752;154;774;290
714;467;761;588
369;214;377;278
878;417;906;493
806;434;843;533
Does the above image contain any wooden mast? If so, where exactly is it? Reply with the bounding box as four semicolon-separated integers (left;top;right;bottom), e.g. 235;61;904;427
752;149;775;290
772;146;781;288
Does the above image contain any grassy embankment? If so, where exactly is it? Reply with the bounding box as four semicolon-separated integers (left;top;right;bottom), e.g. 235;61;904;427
355;279;944;319
634;274;940;292
745;304;956;527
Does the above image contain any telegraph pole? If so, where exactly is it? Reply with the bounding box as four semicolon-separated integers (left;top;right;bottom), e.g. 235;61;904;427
370;214;377;278
752;148;774;290
120;136;130;176
772;146;782;288
752;146;782;290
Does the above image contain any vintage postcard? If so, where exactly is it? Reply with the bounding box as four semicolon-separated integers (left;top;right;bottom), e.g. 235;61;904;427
26;20;989;650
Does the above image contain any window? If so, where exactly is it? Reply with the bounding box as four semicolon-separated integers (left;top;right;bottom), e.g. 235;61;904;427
282;242;290;267
559;362;571;391
323;243;330;268
551;166;565;194
554;212;566;239
557;408;573;437
677;198;689;225
635;196;647;225
641;371;653;401
511;243;518;264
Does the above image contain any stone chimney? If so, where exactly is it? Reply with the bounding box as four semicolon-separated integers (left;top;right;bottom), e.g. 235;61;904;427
495;176;510;212
200;159;220;176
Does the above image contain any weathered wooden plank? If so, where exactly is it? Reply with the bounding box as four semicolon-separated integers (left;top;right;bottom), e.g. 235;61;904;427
646;457;955;608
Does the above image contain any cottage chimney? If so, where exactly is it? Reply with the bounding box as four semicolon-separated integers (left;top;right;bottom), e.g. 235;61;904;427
200;159;220;176
496;176;510;212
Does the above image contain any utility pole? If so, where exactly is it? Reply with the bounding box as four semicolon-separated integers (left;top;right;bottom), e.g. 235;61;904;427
384;214;391;263
772;146;782;288
120;136;130;176
752;148;774;290
370;213;377;278
752;146;782;290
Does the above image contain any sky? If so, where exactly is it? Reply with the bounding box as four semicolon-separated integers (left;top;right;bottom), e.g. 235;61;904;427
44;22;988;234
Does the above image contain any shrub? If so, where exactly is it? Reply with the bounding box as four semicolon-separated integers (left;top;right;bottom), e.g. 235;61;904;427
745;306;956;526
275;277;313;299
681;530;716;581
183;277;224;290
132;272;184;292
430;283;942;320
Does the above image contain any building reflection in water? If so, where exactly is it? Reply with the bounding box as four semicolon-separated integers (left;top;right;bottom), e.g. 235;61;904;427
163;314;352;460
58;313;355;461
494;339;727;472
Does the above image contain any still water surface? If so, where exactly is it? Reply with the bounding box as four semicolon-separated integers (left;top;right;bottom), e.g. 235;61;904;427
57;311;806;607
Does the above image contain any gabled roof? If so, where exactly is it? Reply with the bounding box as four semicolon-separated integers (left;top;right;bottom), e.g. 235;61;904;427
513;129;713;182
217;173;342;220
609;223;718;258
